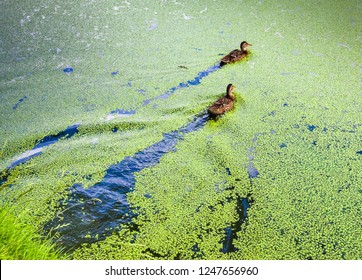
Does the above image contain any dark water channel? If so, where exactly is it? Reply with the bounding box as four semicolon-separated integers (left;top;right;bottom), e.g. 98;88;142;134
48;111;251;254
47;112;210;250
221;197;250;253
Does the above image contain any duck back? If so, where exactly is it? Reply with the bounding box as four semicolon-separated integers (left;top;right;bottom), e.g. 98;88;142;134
220;49;248;65
207;96;234;116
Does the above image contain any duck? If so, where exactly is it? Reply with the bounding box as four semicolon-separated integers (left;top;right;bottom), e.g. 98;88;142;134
208;84;236;116
220;41;252;66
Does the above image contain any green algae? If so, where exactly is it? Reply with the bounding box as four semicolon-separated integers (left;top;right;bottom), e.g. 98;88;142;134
1;0;362;259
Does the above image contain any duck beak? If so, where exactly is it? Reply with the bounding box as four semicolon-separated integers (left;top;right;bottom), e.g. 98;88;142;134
247;43;252;46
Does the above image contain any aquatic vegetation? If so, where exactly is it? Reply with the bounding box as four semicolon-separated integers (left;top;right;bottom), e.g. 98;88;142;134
0;204;66;260
1;0;362;260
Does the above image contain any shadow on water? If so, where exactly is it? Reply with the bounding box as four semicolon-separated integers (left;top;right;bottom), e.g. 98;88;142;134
46;112;210;250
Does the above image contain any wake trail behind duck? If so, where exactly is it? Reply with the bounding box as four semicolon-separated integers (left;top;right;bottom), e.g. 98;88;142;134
142;64;221;105
46;112;210;250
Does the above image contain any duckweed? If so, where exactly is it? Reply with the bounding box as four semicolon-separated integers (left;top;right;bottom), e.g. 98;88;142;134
1;0;362;259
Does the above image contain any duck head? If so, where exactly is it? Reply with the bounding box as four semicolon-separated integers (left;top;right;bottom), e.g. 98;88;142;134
226;83;236;99
240;41;252;51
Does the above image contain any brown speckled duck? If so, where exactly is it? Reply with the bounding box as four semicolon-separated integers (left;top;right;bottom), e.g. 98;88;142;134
208;84;236;116
220;41;252;66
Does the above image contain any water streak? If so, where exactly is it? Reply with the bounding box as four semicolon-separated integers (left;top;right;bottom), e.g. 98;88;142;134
13;96;28;110
221;197;250;253
143;64;220;106
109;64;221;118
7;123;80;170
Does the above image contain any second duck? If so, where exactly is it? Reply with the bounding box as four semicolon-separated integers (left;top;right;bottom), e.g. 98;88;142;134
208;84;236;116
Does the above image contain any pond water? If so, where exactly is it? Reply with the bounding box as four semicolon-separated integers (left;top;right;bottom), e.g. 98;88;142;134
0;0;361;259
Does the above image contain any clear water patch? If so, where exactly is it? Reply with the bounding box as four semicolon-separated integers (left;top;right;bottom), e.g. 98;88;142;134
63;67;74;74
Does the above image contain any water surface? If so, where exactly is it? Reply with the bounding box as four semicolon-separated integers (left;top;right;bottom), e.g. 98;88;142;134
1;0;361;260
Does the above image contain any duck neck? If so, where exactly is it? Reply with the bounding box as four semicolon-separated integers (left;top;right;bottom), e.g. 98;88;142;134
227;89;235;100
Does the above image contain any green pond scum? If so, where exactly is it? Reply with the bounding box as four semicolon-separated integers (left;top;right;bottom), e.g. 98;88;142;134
0;0;361;259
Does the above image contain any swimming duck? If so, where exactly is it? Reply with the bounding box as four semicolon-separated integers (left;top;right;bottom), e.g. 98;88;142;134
220;41;252;66
208;84;236;116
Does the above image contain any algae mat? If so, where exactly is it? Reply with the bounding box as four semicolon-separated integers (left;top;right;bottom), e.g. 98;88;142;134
0;0;361;259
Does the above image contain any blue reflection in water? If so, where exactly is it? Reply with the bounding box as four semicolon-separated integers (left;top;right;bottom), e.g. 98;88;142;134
109;108;136;116
308;125;317;132
0;124;80;191
247;165;259;178
63;67;74;73
48;113;210;250
111;70;119;76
